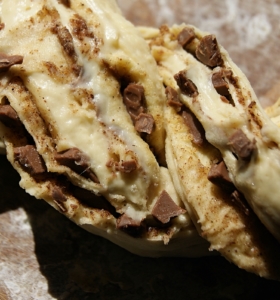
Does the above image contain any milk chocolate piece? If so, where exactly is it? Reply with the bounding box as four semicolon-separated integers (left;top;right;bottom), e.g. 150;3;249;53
212;70;230;96
174;71;198;97
118;160;137;173
208;160;233;190
123;83;145;120
196;35;223;67
52;185;67;203
55;148;99;183
165;86;182;108
117;214;142;229
134;113;154;134
152;190;186;224
228;130;256;161
177;27;195;48
0;53;23;71
14;145;47;176
116;214;143;236
0;105;20;126
181;108;205;146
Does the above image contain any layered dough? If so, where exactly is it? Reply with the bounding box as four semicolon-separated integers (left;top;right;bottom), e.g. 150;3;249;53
0;1;209;257
140;24;280;279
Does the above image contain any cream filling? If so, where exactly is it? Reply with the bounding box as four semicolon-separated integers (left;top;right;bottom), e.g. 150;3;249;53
0;0;165;220
148;24;280;240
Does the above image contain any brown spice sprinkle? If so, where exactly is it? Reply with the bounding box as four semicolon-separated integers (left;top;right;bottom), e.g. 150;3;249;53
152;190;186;224
228;129;256;161
165;86;183;108
177;27;195;48
14;145;47;176
196;35;223;67
52;25;77;60
0;53;23;72
54;147;99;183
70;14;95;40
174;71;198;97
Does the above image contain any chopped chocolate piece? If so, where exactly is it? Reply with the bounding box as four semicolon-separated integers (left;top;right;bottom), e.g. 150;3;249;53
117;214;142;229
174;71;198;97
118;160;137;173
152;190;186;224
72;185;118;217
0;53;23;72
54;148;99;183
123;83;145;120
0;23;5;30
117;214;143;236
181;108;205;146
0;105;20;127
177;27;195;48
134;113;154;134
228;129;256;161
212;70;230;96
231;190;250;216
14;145;47;176
165;86;183;108
208;160;234;191
196;35;223;67
52;185;67;203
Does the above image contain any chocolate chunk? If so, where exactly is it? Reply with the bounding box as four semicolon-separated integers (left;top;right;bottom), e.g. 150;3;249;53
117;214;142;229
0;53;23;72
212;70;230;96
231;190;250;216
152;190;186;224
116;214;143;236
52;185;68;212
55;148;99;183
174;71;198;97
228;130;256;161
177;27;195;48
0;23;5;30
118;160;137;173
123;83;145;120
0;105;20;127
181;108;205;146
52;185;67;203
165;86;182;108
14;145;47;176
208;160;234;191
196;35;223;67
134;113;154;134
